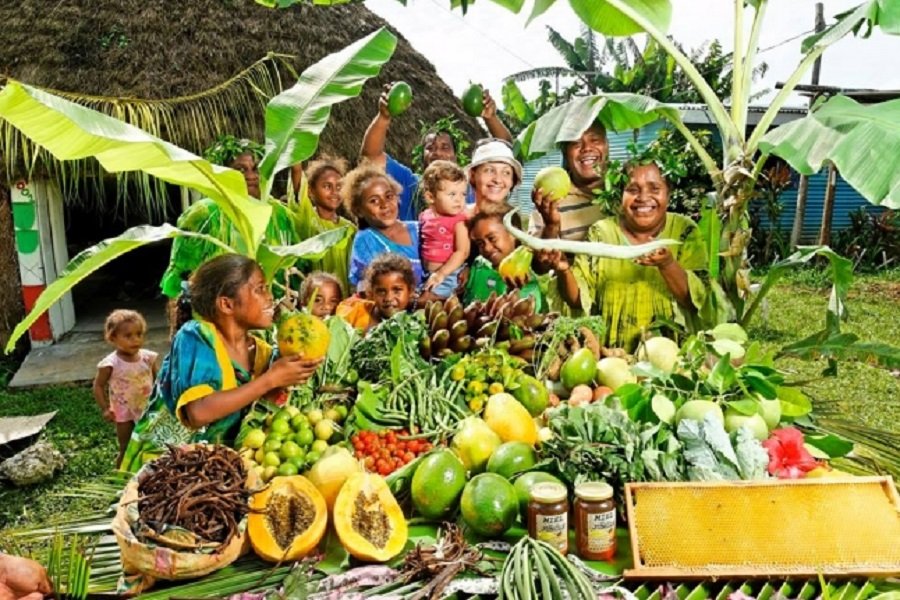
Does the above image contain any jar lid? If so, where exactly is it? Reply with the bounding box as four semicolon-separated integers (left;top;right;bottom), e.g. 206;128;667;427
530;482;568;503
575;481;614;501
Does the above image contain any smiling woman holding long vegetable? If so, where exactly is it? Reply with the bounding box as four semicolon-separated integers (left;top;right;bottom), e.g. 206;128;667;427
542;161;708;351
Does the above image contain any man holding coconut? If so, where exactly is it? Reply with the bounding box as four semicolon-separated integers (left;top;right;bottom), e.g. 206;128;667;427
529;122;612;242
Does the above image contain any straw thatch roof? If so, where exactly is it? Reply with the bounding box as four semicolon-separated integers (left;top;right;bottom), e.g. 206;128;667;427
0;0;482;207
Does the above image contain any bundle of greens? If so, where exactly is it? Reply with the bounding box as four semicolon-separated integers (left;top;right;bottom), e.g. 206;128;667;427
540;403;684;505
350;312;429;384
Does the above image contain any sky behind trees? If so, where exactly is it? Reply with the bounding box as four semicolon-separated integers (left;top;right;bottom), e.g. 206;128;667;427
366;0;900;108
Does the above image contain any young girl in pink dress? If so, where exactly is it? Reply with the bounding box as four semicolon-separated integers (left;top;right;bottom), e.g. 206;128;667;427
92;310;160;468
419;160;470;300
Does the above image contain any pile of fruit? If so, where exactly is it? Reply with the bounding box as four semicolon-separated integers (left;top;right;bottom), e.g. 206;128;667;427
420;293;554;363
240;405;346;481
349;429;434;476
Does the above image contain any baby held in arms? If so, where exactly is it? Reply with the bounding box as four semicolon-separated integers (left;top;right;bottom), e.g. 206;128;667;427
419;160;470;300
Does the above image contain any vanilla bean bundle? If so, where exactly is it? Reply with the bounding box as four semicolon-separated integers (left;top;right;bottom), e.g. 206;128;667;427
137;445;250;547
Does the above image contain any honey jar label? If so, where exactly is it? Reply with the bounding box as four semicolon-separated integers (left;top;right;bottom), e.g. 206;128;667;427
535;513;568;552
585;510;616;553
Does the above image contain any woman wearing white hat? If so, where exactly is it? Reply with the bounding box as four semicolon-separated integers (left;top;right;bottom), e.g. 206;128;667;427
467;138;523;216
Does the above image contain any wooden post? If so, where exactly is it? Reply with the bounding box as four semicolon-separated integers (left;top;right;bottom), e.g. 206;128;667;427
789;2;825;248
818;162;838;246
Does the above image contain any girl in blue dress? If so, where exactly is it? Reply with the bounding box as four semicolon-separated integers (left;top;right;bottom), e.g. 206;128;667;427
121;254;321;472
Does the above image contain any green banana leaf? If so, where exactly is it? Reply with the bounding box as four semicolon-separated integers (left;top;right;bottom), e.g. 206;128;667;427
256;226;351;281
0;81;271;254
4;225;233;353
568;0;672;37
258;27;397;199
501;79;535;126
759;95;900;210
802;0;900;53
516;93;682;160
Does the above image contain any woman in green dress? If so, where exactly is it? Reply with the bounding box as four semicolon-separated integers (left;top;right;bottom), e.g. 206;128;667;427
160;136;299;299
544;161;707;351
122;254;321;472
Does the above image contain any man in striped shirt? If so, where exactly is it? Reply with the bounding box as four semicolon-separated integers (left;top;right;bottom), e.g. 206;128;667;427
528;122;611;241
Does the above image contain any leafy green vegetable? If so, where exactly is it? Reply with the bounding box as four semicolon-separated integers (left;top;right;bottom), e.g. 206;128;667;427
540;403;684;504
350;312;428;383
676;414;769;481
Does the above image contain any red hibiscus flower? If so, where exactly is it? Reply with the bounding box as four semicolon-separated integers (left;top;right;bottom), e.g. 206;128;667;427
762;427;821;479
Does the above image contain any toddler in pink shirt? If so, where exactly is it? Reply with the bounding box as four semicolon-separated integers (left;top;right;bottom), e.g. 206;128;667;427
419;160;470;299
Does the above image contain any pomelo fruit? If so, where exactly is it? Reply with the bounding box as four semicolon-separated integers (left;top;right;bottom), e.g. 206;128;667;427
533;166;571;201
595;357;636;391
486;441;537;480
724;409;769;441
636;337;680;373
387;81;413;116
460;473;518;537
452;417;502;473
276;312;330;359
674;400;723;425
561;348;597;391
513;472;563;521
511;374;549;416
483;393;538;445
461;83;484;117
411;450;467;520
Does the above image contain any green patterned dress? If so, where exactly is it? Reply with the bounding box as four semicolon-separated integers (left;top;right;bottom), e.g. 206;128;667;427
572;214;708;351
160;197;299;298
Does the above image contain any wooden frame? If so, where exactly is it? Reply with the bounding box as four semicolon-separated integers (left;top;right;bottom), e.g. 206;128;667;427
623;477;900;580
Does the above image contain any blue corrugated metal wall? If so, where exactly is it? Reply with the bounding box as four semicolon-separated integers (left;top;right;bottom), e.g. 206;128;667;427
754;170;885;243
512;120;883;242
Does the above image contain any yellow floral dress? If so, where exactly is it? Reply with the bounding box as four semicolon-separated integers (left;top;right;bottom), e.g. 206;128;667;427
573;214;707;351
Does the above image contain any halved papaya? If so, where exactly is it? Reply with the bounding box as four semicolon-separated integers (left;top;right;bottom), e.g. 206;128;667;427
333;473;407;562
248;475;327;562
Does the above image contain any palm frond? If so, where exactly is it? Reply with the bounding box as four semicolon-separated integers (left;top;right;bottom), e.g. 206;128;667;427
0;54;295;218
547;26;586;72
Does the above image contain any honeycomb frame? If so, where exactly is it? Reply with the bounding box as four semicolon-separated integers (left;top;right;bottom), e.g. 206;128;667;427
624;477;900;579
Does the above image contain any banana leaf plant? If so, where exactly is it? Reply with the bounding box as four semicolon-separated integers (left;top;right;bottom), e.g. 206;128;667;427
0;28;398;353
495;0;900;367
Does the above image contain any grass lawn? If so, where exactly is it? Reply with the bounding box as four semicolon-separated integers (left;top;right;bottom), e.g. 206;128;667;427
0;269;898;536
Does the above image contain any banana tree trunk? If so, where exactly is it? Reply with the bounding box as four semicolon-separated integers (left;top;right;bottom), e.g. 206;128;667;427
716;160;757;319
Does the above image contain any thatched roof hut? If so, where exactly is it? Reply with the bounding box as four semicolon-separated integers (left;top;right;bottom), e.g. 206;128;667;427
0;0;481;351
0;0;481;194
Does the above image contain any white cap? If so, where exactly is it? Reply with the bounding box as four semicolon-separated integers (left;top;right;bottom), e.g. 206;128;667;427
468;139;523;184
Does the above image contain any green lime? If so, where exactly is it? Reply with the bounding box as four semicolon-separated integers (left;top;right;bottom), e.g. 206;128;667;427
306;450;321;465
311;439;329;454
277;462;299;477
315;419;335;441
263;439;282;453
273;408;293;423
269;419;291;435
263;451;281;467
335;405;348;420
290;414;308;431
279;441;302;460
295;429;314;447
241;428;266;450
287;455;307;469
